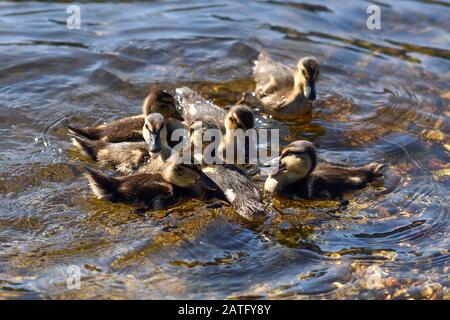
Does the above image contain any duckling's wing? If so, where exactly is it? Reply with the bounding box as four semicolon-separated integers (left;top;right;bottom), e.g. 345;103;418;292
67;124;100;140
253;52;295;98
69;116;145;143
202;165;265;221
103;142;149;174
118;173;173;199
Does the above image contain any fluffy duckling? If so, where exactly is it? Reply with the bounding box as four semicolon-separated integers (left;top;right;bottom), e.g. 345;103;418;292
248;52;320;119
71;113;173;174
219;105;255;164
189;119;265;221
176;86;255;137
264;140;385;200
82;156;221;209
68;87;183;143
177;87;255;164
188;105;255;165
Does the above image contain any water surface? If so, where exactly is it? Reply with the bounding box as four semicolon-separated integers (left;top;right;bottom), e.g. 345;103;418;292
0;0;448;299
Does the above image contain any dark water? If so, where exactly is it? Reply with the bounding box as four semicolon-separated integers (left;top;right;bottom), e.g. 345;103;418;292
0;0;449;299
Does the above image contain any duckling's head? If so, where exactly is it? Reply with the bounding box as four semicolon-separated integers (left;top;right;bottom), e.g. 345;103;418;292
224;105;255;131
189;117;222;163
143;113;168;158
296;57;320;101
274;140;317;180
143;88;183;120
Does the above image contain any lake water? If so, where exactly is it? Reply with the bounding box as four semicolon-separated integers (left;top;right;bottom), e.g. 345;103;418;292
0;0;448;299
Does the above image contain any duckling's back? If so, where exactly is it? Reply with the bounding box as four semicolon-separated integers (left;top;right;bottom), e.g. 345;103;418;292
82;166;184;209
253;53;294;99
176;87;227;128
201;164;265;221
68;115;145;143
298;162;385;199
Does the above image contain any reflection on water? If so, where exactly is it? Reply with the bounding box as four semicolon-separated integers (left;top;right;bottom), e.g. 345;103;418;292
0;0;448;299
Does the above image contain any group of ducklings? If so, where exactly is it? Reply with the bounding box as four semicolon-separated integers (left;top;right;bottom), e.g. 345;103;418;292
68;53;385;221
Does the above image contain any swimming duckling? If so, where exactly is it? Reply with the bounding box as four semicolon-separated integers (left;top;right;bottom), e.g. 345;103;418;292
68;87;183;143
71;113;173;174
246;52;320;119
219;105;255;164
187;104;255;165
177;87;255;164
264;140;385;200
189;119;265;221
82;156;221;209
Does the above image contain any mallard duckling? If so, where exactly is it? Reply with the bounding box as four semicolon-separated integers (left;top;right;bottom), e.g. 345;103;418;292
187;104;255;165
71;113;173;174
177;87;255;164
264;140;385;200
82;156;222;209
248;52;320;119
68;87;183;143
189;119;265;221
219;105;255;164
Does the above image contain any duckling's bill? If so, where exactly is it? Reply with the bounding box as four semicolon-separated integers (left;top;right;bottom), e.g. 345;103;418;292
304;80;316;101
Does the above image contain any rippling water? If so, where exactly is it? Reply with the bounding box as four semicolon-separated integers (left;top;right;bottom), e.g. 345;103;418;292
0;0;448;299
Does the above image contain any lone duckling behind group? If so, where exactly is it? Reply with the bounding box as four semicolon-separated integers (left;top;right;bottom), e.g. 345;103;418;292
244;52;320;120
264;140;385;200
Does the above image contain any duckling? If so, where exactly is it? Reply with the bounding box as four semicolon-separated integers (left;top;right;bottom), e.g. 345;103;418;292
264;140;385;200
68;87;183;143
177;87;255;164
188;119;265;221
219;105;255;164
82;155;222;209
71;113;173;174
245;52;320;119
188;105;255;165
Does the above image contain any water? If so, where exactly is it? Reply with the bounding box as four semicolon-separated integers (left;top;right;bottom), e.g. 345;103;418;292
0;0;448;299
